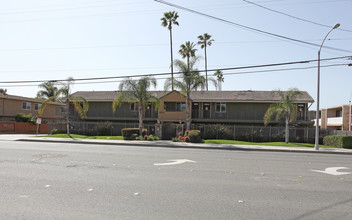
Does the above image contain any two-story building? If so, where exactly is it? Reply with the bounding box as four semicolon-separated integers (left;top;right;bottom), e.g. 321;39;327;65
312;104;352;131
0;93;65;123
72;90;314;127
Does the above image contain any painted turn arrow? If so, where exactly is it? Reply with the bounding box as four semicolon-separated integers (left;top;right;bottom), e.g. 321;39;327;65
311;167;351;176
154;159;196;166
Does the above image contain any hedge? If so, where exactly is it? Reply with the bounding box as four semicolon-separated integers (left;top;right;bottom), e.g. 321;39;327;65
121;128;147;140
323;135;352;149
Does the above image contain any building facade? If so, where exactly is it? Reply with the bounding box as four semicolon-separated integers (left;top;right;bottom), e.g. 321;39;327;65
313;104;352;131
72;90;314;127
0;93;65;123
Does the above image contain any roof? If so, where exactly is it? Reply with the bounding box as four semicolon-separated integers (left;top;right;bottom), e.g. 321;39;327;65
73;90;314;103
0;93;65;105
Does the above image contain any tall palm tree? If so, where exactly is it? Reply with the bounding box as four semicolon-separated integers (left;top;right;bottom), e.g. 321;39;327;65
264;88;303;144
213;70;224;91
161;11;179;91
36;81;58;99
178;41;197;70
164;57;205;130
197;33;214;91
112;77;159;135
39;78;89;135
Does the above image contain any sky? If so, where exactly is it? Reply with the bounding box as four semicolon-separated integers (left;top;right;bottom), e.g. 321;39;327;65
0;0;351;110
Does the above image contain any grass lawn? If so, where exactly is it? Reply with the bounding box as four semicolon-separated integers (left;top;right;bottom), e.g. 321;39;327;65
204;139;334;148
44;134;124;140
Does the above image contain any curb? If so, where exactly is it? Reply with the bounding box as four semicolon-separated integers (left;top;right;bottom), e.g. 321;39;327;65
16;139;352;155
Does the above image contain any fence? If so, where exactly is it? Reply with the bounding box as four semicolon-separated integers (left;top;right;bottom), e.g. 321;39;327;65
0;121;48;134
48;121;155;136
45;121;345;144
192;124;338;144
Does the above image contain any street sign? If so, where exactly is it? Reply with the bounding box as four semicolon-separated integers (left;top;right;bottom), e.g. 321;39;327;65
154;159;196;166
36;118;42;124
311;167;351;176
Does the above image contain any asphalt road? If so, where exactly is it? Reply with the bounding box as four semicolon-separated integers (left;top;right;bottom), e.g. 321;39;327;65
0;140;351;220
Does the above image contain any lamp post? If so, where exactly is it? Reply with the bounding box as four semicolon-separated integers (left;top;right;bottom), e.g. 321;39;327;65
315;23;340;150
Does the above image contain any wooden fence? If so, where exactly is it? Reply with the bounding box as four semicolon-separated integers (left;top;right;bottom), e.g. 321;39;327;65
0;121;49;134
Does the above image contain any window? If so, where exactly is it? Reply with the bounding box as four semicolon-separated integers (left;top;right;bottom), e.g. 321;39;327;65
164;102;185;112
34;103;41;111
336;109;342;117
22;102;31;110
215;103;226;113
130;103;139;111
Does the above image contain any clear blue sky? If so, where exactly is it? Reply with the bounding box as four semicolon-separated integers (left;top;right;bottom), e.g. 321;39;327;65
0;0;351;109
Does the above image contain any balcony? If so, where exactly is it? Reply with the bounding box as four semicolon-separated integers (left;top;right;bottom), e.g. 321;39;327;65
327;117;343;126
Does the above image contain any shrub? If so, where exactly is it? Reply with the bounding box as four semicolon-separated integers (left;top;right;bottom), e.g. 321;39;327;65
188;130;203;143
50;129;66;135
172;137;180;142
204;124;232;139
14;113;36;124
144;135;148;140
93;121;113;136
136;136;144;141
154;136;160;141
184;137;189;142
323;135;352;149
148;136;155;141
121;128;147;140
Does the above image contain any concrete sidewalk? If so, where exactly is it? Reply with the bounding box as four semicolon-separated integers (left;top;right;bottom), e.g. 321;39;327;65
1;134;352;155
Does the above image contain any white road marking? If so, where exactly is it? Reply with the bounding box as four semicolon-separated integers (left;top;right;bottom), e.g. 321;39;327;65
153;159;196;166
311;167;351;176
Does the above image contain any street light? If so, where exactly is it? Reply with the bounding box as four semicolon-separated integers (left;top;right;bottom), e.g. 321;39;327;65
315;23;340;150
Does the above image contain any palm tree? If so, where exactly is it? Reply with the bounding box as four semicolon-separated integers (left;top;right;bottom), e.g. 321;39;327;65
164;57;205;130
179;41;197;70
264;88;303;144
112;77;159;136
161;11;179;91
0;88;7;95
39;78;89;135
197;33;214;91
36;81;58;99
213;70;224;91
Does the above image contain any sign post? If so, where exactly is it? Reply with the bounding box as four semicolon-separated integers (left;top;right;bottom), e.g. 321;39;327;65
36;118;42;136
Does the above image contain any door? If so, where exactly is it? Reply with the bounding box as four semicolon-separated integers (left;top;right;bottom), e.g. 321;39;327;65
192;102;199;119
203;103;210;119
145;102;152;118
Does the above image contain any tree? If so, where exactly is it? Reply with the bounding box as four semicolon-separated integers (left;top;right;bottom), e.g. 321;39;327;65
112;77;159;136
178;41;197;70
264;88;303;144
0;88;7;95
164;57;205;130
161;11;179;91
36;81;59;99
213;70;224;91
197;33;214;91
39;78;89;135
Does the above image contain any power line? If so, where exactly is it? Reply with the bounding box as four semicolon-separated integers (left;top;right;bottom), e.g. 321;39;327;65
243;0;352;33
1;63;349;88
154;0;352;53
0;56;350;84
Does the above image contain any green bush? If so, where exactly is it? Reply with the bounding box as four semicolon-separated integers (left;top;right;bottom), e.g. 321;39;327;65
14;113;36;124
172;137;180;142
50;129;66;134
94;121;113;136
188;130;203;143
121;128;147;140
323;135;352;149
204;124;232;139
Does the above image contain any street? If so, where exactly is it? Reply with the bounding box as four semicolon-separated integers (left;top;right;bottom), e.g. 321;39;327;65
0;140;351;220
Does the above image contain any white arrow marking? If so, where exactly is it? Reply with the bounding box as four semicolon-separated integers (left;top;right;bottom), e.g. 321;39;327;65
311;167;351;176
154;159;196;166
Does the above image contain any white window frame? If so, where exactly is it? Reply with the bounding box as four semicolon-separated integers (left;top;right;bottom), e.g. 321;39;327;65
215;102;226;113
34;103;41;111
22;102;31;110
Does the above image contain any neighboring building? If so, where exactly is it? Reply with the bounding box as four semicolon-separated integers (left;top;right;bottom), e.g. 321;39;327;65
312;104;352;131
0;93;65;123
72;90;314;127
